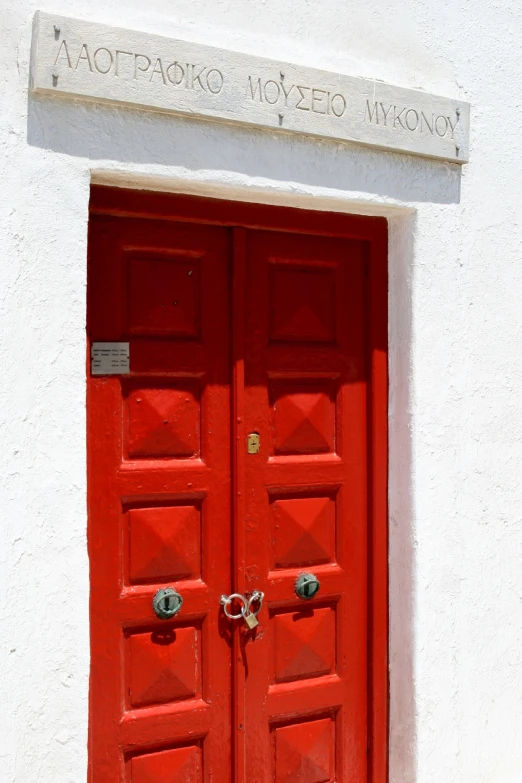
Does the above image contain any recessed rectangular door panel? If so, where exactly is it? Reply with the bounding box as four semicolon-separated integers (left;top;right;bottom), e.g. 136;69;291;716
87;215;232;783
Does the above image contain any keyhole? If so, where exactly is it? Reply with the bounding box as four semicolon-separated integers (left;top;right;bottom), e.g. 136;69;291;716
153;588;183;619
296;573;320;600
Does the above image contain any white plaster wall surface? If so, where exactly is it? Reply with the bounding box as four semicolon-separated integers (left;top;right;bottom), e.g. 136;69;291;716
0;1;521;783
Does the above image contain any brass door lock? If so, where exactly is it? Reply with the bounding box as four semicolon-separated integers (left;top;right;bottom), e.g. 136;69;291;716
247;432;260;454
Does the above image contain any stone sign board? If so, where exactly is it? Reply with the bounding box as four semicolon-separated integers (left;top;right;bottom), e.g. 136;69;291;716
31;11;470;163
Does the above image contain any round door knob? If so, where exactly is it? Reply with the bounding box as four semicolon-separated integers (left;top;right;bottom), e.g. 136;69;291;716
295;572;320;600
152;587;183;619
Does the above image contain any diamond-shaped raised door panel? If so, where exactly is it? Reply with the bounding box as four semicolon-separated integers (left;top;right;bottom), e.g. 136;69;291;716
128;504;201;584
273;607;335;683
127;625;200;709
272;495;335;569
126;381;200;459
274;718;335;783
270;263;337;344
130;744;202;783
126;253;200;338
271;381;336;455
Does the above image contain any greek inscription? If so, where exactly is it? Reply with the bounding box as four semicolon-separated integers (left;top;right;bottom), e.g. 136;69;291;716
134;53;151;79
206;69;224;94
312;88;327;114
115;50;133;77
51;41;224;95
393;106;406;130
40;21;466;162
190;64;206;90
93;47;113;74
421;111;433;134
435;115;449;136
75;43;92;71
447;115;459;137
405;108;419;131
264;79;281;104
167;62;185;86
330;93;346;117
247;76;263;101
380;103;392;124
295;86;310;111
54;39;72;68
281;81;295;106
246;76;346;118
365;100;460;139
366;100;378;123
150;57;166;84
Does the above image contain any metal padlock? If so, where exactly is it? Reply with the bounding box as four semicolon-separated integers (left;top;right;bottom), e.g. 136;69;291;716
243;610;259;630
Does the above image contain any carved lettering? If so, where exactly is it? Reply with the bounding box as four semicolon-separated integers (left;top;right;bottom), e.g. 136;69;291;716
54;39;72;68
93;47;113;74
167;62;185;86
247;76;263;101
366;101;393;125
366;101;460;142
150;57;166;84
115;50;133;78
206;69;224;94
75;43;92;71
264;79;281;104
366;100;378;123
380;102;392;125
447;114;460;138
190;64;207;91
420;111;434;134
330;93;346;117
295;85;311;111
435;115;448;137
405;108;419;131
280;81;295;106
40;17;466;162
134;53;151;79
51;36;225;96
244;76;347;119
312;88;327;114
393;106;406;130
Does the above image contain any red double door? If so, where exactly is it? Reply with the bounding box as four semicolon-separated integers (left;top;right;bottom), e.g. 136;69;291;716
87;191;387;783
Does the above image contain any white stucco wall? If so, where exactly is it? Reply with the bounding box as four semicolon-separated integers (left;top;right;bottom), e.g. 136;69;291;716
1;2;521;782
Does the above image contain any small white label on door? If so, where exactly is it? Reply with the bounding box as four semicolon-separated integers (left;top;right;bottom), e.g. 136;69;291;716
91;342;130;375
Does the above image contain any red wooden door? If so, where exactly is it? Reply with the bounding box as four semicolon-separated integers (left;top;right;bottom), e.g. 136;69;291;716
239;231;368;783
87;215;233;783
87;190;387;783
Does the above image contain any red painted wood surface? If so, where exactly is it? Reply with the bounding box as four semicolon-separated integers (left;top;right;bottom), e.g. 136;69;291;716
87;216;233;783
241;231;368;783
87;187;388;783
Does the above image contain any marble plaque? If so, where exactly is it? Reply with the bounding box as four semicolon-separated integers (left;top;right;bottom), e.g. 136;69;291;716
31;11;470;163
